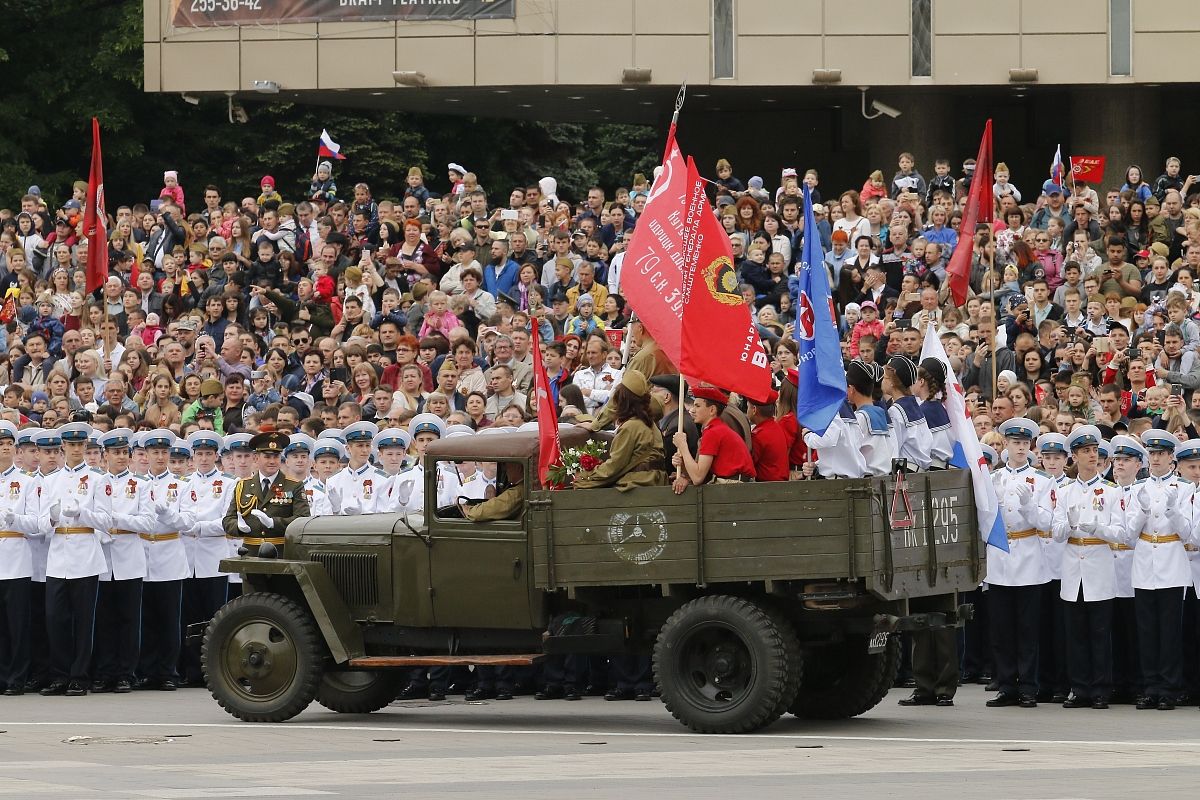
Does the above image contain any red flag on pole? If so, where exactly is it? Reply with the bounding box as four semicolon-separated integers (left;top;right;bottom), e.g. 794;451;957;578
946;119;992;307
678;155;773;402
1069;155;1106;184
619;127;772;402
530;321;562;488
82;117;108;293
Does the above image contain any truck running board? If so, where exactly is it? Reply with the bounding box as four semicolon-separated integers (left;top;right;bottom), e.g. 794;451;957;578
347;654;546;668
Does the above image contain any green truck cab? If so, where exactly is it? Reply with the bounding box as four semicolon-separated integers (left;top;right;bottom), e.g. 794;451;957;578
203;427;983;733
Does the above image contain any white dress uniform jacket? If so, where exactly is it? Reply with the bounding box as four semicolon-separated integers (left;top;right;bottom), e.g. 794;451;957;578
1121;475;1195;590
143;471;191;582
179;469;234;579
1041;473;1071;581
1051;475;1122;602
396;462;464;514
303;475;332;517
986;464;1054;587
96;470;152;581
0;465;41;579
43;462;109;579
325;463;387;514
1114;483;1137;598
802;404;868;478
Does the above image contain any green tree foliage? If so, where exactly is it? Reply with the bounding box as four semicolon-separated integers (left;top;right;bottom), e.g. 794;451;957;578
1;0;657;210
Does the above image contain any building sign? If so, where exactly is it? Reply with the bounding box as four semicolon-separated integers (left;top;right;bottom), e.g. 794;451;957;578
172;0;516;28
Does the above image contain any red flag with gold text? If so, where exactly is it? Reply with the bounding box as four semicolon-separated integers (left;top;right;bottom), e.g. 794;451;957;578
677;155;772;402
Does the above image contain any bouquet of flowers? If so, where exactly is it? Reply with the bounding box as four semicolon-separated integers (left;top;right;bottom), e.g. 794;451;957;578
546;439;607;487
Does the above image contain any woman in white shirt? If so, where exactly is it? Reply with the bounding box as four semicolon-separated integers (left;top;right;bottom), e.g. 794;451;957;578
833;190;872;245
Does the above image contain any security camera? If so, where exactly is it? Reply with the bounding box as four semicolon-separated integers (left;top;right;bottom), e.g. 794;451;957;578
870;100;902;119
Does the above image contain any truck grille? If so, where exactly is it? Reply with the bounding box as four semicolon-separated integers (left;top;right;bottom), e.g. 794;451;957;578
312;552;379;607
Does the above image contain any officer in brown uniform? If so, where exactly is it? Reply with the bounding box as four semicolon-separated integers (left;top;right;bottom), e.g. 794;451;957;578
222;430;310;556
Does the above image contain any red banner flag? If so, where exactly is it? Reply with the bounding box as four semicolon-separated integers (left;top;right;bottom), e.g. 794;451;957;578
946;119;993;307
1069;155;1106;184
530;321;562;488
82;117;108;293
678;155;772;402
620;128;771;402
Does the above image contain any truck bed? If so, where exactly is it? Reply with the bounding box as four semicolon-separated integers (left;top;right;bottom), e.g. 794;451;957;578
529;469;982;600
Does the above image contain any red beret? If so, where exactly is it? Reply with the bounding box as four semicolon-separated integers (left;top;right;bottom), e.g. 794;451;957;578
691;385;730;406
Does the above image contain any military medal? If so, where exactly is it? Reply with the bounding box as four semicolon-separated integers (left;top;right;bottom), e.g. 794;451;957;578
8;481;18;499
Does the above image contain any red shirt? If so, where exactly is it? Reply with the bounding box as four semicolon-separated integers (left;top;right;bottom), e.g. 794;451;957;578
777;411;811;468
699;416;756;480
751;417;790;482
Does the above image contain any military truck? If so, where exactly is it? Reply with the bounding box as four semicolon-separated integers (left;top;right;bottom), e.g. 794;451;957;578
202;427;982;733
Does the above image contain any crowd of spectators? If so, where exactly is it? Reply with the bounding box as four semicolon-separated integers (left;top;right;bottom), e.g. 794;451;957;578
1;152;1199;456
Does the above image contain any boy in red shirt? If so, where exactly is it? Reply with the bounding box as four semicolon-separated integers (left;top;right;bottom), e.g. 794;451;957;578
672;386;756;491
747;390;790;482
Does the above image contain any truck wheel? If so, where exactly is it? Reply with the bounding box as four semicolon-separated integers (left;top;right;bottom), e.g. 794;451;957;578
203;592;325;723
788;634;901;720
316;670;405;714
653;595;794;734
762;607;803;717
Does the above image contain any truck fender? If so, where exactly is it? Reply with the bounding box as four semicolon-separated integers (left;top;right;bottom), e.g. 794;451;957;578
221;558;365;663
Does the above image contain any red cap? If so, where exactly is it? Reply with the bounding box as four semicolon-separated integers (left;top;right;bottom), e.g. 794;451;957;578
691;385;731;406
763;388;779;405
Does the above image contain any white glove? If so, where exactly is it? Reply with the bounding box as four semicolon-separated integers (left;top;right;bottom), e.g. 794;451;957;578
1165;484;1180;508
62;501;81;520
1013;481;1033;504
327;486;342;515
1078;511;1098;535
1136;484;1151;509
249;509;273;528
1066;504;1081;530
2;509;14;528
236;513;251;534
153;501;170;519
48;500;61;525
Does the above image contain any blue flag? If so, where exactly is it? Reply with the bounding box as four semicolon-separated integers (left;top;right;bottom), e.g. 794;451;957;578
792;185;847;436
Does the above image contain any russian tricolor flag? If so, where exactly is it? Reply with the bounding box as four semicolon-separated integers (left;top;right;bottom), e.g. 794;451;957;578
1049;144;1063;185
318;129;346;160
920;325;1008;551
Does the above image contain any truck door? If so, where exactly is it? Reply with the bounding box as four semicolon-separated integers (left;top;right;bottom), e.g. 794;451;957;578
426;459;534;629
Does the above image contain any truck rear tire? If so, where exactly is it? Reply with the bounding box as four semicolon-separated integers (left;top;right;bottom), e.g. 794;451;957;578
788;634;900;720
653;595;795;734
316;670;405;714
203;592;325;723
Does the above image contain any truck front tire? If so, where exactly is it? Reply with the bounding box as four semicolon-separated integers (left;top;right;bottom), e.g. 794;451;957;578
316;670;406;714
203;592;326;723
788;633;901;720
654;595;797;734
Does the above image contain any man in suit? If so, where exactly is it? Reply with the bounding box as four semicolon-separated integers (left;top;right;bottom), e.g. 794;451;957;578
222;429;310;556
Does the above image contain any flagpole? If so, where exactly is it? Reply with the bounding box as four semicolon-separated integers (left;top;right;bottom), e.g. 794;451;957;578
671;81;687;480
988;218;997;401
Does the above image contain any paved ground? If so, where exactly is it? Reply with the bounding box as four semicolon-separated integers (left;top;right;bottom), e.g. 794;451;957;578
1;684;1198;799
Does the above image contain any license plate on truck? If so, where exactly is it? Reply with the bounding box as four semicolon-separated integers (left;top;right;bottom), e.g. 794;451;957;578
867;631;889;654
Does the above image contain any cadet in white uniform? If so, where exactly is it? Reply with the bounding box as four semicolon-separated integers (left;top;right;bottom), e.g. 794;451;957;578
40;423;110;696
311;439;346;514
139;429;191;691
325;421;384;514
15;428;50;692
1035;432;1070;703
986;418;1054;708
916;357;955;470
395;414;463;514
1172;439;1200;705
371;428;414;512
284;433;331;517
1051;426;1123;708
220;433;253;585
177;431;231;686
0;422;39;695
92;428;153;694
1108;435;1146;702
1123;430;1194;710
